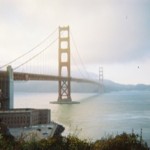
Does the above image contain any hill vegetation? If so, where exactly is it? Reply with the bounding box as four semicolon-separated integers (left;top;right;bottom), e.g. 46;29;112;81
0;132;148;150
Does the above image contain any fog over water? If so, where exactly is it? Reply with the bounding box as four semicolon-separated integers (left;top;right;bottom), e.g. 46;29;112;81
14;91;150;145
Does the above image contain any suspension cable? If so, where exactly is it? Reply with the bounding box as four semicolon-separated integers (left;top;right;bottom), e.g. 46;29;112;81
0;28;57;69
14;38;58;70
71;54;86;79
70;31;90;79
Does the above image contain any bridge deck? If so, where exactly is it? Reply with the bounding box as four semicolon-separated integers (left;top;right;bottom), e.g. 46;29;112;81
14;72;99;84
0;71;99;85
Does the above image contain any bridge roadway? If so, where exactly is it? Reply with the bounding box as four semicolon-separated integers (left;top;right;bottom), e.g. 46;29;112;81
0;71;99;85
14;72;99;85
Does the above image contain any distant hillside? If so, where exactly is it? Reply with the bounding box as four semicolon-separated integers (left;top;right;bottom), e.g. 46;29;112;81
103;80;150;92
14;79;150;93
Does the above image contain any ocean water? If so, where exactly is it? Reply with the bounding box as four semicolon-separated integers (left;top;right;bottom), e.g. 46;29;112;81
14;91;150;145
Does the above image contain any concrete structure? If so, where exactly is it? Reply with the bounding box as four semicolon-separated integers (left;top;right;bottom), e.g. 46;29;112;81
0;66;14;110
0;108;50;128
9;122;61;140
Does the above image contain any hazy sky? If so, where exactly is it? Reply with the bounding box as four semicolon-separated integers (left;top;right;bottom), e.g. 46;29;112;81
0;0;150;84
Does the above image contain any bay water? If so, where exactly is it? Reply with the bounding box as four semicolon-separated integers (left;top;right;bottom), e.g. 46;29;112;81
14;91;150;145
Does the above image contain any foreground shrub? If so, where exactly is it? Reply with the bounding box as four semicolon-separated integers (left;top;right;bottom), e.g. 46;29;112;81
0;132;149;150
93;132;148;150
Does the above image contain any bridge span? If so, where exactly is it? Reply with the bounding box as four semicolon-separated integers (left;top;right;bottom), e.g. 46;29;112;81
13;71;99;85
0;26;102;110
0;65;100;110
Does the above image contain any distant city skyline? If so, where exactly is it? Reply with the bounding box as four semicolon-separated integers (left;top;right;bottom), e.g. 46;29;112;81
0;0;150;84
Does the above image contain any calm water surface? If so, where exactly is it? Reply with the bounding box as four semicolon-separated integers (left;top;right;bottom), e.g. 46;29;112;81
14;91;150;145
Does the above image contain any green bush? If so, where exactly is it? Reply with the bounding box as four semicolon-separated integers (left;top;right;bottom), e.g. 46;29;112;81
93;132;148;150
0;132;149;150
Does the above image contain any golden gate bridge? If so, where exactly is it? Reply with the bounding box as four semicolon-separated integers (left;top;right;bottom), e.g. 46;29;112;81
0;26;103;110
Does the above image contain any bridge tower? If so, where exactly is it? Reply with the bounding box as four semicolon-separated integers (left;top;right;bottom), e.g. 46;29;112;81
0;66;14;110
58;26;72;102
99;67;104;93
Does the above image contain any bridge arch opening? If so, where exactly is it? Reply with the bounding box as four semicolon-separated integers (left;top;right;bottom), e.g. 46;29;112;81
61;66;68;77
60;30;69;38
61;41;68;49
61;53;68;62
